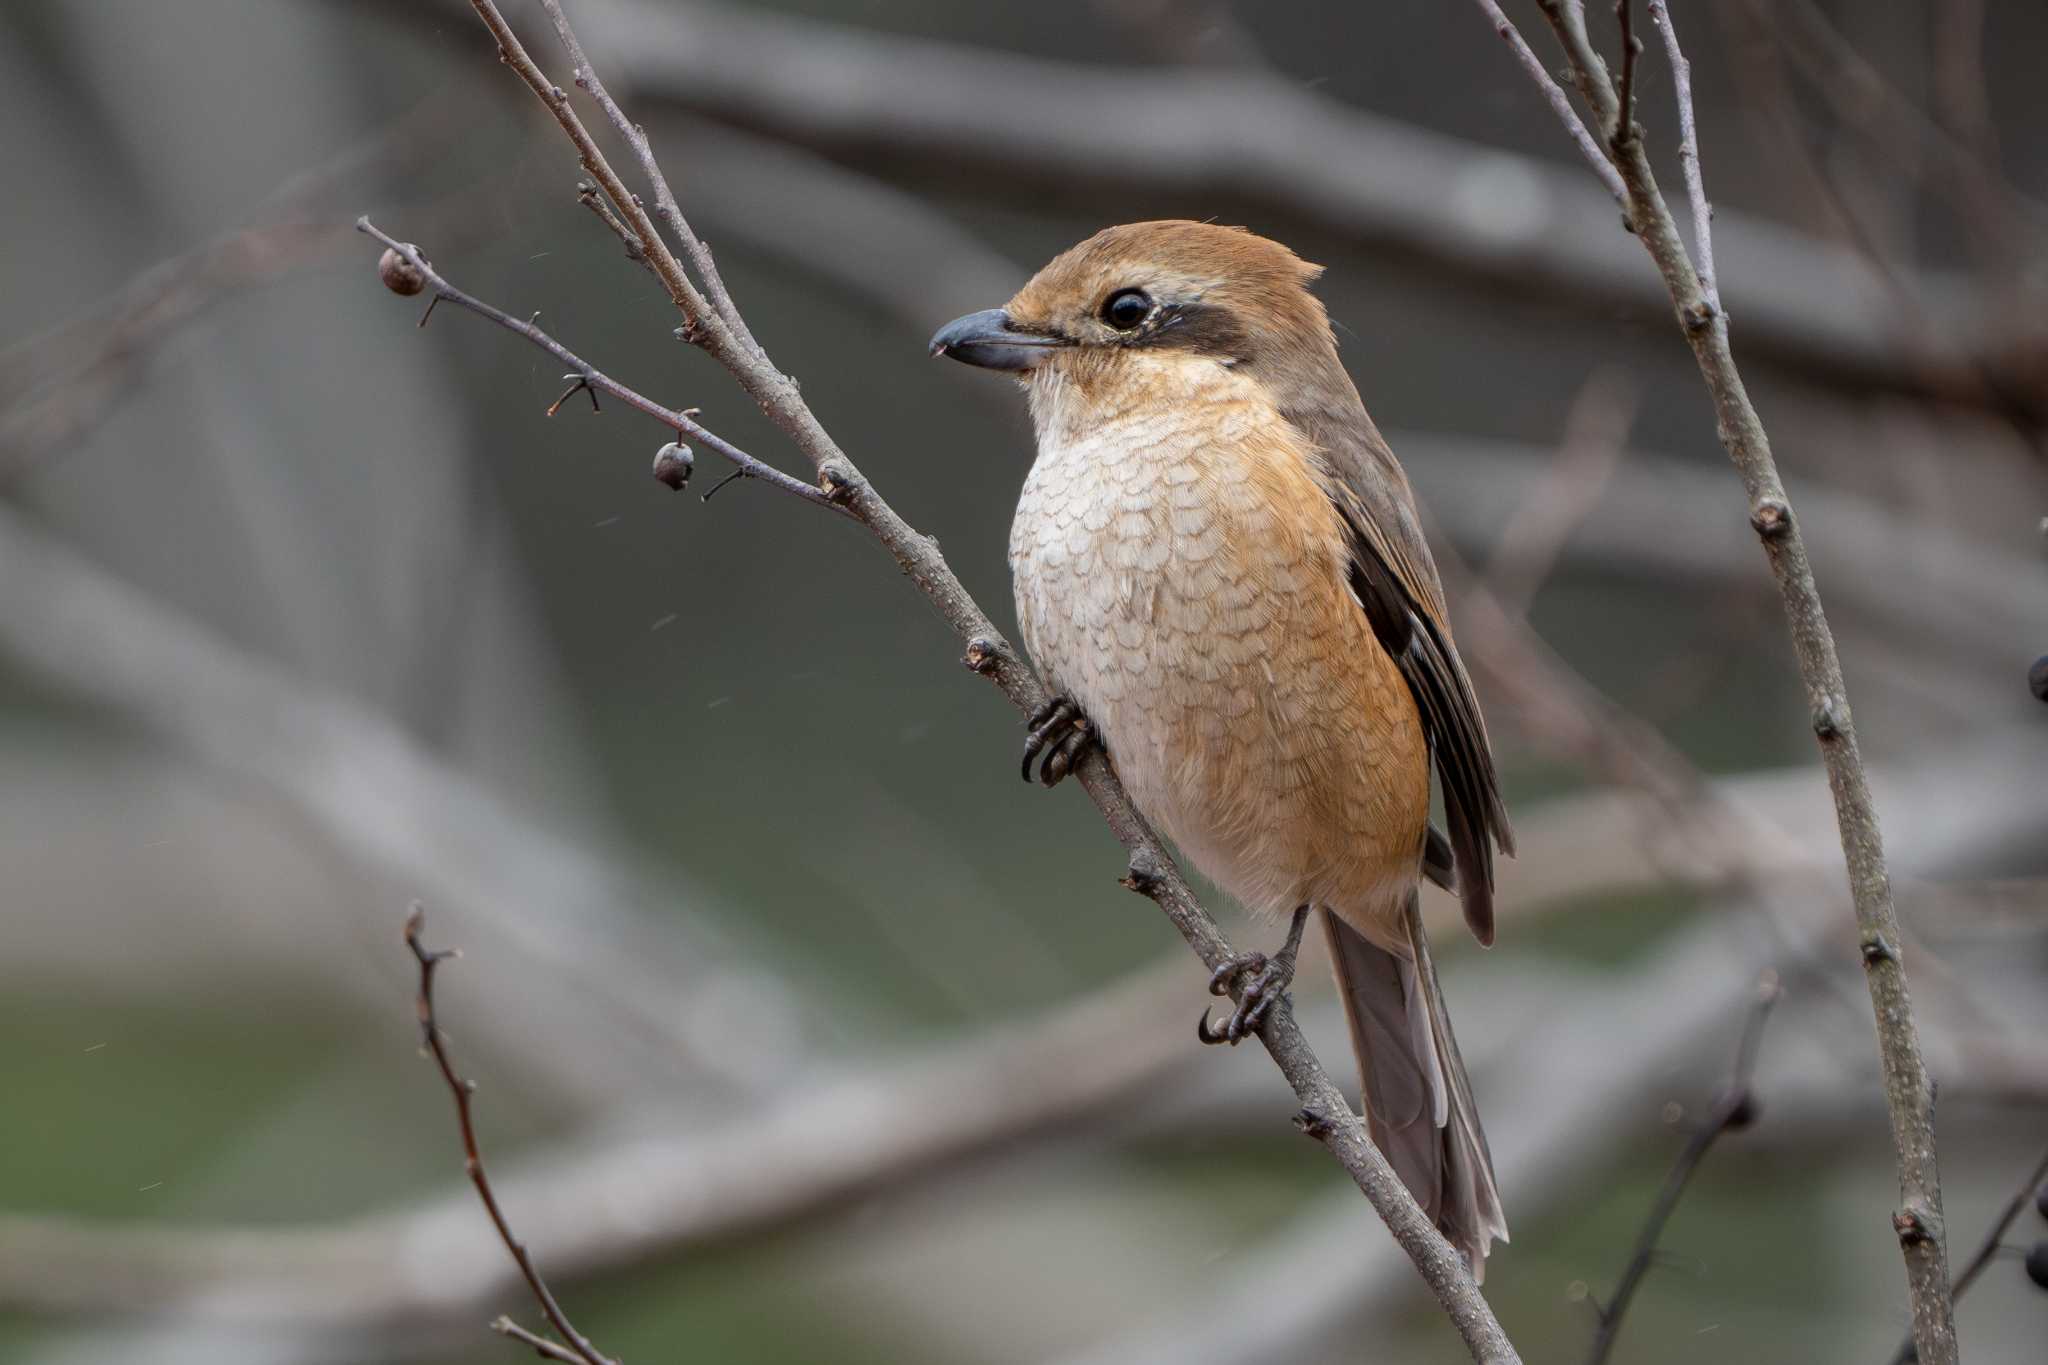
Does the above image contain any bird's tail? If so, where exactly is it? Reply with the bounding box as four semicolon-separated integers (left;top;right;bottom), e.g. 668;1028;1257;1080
1322;896;1507;1278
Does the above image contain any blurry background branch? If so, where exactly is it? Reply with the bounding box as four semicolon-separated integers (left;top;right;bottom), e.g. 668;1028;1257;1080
1584;973;1780;1365
0;740;2035;1341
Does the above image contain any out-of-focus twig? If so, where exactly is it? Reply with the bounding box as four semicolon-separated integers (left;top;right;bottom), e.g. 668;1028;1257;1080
1585;972;1781;1364
1478;3;1957;1358
0;87;473;485
405;908;617;1365
1757;0;2047;249
1479;366;1636;617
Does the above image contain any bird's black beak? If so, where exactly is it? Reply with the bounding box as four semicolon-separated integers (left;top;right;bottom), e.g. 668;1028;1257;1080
928;308;1061;372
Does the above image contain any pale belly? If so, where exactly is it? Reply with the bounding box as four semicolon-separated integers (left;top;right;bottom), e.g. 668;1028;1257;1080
1008;419;1430;935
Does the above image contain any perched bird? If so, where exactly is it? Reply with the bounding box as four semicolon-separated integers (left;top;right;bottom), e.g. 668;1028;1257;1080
931;221;1514;1273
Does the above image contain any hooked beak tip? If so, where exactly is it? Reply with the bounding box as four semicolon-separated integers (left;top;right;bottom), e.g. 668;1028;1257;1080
929;307;1057;373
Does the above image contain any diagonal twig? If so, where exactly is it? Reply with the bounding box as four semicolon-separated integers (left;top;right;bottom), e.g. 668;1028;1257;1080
1471;0;1627;203
405;907;618;1365
536;0;766;361
359;219;834;513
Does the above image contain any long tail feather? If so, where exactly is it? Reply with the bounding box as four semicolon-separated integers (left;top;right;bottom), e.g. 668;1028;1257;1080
1323;898;1507;1277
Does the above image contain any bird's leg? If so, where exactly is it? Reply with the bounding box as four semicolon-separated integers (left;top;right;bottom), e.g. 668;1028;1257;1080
1021;693;1097;787
1198;904;1312;1045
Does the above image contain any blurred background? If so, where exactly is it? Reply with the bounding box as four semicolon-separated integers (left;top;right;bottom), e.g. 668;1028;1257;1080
1;1;2044;1361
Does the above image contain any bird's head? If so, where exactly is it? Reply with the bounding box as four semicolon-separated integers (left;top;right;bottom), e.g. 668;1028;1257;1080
929;221;1340;429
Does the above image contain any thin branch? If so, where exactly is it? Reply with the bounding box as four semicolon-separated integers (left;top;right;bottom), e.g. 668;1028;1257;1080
1889;1142;2048;1365
1586;972;1781;1364
356;219;835;512
405;907;618;1365
1647;0;1718;309
460;0;710;333
536;0;766;361
1478;3;1959;1360
373;3;1526;1358
1470;0;1627;203
1611;0;1639;146
494;1317;589;1363
574;179;652;275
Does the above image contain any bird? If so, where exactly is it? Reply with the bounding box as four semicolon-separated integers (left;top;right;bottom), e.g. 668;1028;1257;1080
929;221;1514;1274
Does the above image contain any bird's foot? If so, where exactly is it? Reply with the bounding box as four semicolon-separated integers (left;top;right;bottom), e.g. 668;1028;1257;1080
1021;693;1097;787
1198;905;1311;1046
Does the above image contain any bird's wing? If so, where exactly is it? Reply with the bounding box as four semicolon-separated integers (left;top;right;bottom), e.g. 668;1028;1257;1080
1284;397;1513;944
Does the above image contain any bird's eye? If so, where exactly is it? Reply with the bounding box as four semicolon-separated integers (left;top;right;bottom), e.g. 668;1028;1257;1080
1101;288;1152;331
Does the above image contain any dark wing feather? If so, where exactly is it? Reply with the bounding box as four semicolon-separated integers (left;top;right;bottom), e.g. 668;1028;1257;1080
1284;394;1513;944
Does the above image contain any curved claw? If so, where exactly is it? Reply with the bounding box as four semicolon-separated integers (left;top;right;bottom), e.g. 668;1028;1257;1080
1021;698;1075;783
1196;1006;1238;1046
1021;695;1096;787
1038;719;1094;787
1195;907;1311;1048
1208;951;1267;996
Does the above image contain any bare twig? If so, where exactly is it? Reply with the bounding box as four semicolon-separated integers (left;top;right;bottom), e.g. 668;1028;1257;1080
375;3;1524;1357
1478;3;1959;1359
574;180;651;274
404;907;617;1365
1471;0;1626;203
1611;0;1639;146
357;220;835;513
460;0;710;338
493;1317;589;1363
1889;1142;2048;1364
536;0;765;361
1645;1;1717;309
1586;972;1781;1364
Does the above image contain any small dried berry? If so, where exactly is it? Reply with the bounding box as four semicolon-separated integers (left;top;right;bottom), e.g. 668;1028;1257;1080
652;442;693;491
2025;1239;2048;1291
377;247;426;296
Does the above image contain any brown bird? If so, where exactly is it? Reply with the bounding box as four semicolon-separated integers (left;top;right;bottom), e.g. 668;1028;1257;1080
931;221;1513;1273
